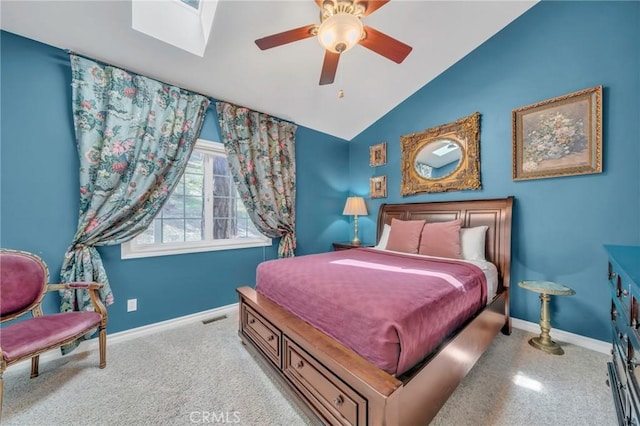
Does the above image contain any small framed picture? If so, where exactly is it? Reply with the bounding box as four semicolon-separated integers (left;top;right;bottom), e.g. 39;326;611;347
369;142;387;167
512;85;602;181
370;176;387;198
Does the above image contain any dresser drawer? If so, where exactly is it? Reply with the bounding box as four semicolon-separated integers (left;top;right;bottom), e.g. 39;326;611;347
283;338;367;426
610;261;633;320
241;305;282;367
609;361;628;426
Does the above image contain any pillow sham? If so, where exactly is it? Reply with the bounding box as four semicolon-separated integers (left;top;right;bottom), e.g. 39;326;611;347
418;219;462;259
385;218;425;254
460;225;489;261
375;224;391;249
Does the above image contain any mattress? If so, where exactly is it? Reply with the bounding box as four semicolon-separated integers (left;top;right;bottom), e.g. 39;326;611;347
256;248;490;376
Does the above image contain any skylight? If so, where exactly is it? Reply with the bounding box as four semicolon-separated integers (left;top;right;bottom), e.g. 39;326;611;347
180;0;200;11
433;143;459;157
131;0;217;57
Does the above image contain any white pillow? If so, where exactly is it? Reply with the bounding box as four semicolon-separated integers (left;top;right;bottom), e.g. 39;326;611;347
375;224;391;249
460;226;488;261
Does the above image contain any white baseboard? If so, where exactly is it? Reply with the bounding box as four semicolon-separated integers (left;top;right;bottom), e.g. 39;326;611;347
511;318;611;355
8;303;239;373
9;305;610;374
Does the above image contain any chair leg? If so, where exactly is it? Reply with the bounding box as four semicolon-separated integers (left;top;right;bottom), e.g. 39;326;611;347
30;355;40;379
99;326;106;369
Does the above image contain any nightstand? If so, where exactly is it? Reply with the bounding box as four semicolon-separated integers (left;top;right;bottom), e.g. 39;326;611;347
332;242;374;251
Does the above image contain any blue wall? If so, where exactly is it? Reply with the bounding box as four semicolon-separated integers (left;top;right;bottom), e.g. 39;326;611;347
2;1;639;343
349;1;640;341
0;32;349;333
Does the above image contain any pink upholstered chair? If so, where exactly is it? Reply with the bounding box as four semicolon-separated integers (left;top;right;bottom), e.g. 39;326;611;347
0;249;107;415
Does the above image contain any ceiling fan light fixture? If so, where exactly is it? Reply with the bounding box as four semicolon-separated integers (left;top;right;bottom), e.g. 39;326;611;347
317;12;363;54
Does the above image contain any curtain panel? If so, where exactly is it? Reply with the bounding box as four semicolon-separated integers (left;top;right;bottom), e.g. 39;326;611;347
216;102;297;258
61;54;210;337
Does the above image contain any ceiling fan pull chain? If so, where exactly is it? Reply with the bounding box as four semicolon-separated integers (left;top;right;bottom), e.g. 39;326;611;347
337;58;345;98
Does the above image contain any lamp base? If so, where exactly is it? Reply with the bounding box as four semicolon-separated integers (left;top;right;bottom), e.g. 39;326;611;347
351;215;361;247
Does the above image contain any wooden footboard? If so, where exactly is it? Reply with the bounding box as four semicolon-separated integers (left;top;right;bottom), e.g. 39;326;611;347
238;286;508;425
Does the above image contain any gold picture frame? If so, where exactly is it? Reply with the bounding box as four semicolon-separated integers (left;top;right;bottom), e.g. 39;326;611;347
369;142;387;167
370;176;387;198
512;85;602;181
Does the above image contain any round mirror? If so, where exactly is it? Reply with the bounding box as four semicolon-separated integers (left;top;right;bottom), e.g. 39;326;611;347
413;138;463;179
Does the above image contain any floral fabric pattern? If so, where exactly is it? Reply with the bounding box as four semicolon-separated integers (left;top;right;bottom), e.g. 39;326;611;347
61;54;209;351
216;102;297;258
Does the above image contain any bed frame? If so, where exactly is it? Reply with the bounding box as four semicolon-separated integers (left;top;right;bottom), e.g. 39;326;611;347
237;197;513;425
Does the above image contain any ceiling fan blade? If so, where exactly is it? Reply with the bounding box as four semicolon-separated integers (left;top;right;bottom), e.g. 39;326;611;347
360;25;412;64
255;24;317;50
319;51;340;85
356;0;390;16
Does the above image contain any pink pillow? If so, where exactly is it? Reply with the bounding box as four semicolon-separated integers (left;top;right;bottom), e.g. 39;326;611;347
418;219;463;259
385;218;425;254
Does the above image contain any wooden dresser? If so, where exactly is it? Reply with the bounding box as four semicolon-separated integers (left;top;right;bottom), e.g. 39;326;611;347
606;245;640;425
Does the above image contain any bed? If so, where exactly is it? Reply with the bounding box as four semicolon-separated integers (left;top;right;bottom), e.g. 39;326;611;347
237;197;513;425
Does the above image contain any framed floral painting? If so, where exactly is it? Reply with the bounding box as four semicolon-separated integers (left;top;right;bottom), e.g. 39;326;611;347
369;142;387;167
512;85;602;181
370;176;387;198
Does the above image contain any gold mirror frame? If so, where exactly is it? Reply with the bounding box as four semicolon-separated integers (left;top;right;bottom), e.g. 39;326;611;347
400;112;481;196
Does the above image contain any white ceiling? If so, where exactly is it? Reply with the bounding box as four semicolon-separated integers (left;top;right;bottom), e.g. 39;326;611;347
1;0;537;141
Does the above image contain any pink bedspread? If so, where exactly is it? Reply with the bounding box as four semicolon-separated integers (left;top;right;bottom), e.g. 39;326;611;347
256;248;487;376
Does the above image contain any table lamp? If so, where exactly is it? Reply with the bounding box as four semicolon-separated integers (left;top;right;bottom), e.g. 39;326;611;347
343;196;368;245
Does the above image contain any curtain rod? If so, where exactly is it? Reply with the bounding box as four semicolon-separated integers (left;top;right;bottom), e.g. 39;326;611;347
67;50;296;126
66;50;212;100
214;100;296;126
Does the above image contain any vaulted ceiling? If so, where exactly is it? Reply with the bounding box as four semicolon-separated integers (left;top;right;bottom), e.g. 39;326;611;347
1;0;537;140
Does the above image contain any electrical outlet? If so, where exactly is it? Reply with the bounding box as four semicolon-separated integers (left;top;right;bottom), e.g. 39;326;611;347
127;299;137;312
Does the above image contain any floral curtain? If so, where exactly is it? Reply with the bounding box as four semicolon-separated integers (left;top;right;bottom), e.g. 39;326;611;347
61;54;210;348
216;102;297;258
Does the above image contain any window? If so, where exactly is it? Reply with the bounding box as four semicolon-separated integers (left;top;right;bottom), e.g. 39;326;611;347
121;140;270;259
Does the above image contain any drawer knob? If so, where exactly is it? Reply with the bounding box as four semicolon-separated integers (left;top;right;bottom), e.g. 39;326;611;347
610;272;617;280
623;289;629;297
267;335;274;342
334;395;344;407
631;358;639;368
296;360;304;369
249;318;255;324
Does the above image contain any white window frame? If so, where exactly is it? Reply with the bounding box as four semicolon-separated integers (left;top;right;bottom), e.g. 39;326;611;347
121;139;271;259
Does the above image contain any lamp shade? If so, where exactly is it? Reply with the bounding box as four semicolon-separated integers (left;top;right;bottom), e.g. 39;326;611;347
317;12;364;54
343;197;368;216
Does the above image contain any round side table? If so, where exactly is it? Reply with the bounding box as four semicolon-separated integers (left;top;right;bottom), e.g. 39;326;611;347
518;280;576;355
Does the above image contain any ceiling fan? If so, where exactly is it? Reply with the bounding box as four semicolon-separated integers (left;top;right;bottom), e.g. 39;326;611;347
255;0;412;86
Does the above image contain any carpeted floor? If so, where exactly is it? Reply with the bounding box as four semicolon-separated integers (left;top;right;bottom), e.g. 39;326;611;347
2;311;616;425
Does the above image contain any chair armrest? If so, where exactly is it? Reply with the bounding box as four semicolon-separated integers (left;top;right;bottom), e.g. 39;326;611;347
48;282;103;291
48;282;108;323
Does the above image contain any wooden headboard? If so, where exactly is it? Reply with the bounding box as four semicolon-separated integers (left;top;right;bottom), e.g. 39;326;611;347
377;197;514;291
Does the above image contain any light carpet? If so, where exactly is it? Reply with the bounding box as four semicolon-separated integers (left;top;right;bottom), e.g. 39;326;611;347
2;311;616;425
